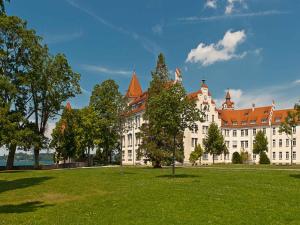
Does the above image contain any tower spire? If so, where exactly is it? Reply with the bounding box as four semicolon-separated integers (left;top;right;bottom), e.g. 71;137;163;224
126;71;142;99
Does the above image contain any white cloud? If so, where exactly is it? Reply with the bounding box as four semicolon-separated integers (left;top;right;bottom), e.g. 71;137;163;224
66;0;162;56
205;0;217;9
216;81;300;109
225;0;247;15
178;10;288;23
186;30;246;66
82;64;132;76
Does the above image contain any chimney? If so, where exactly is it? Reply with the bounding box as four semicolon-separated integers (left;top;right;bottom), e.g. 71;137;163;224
252;103;255;112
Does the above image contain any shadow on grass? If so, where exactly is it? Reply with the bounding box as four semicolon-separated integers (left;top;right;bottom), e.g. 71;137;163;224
290;174;300;179
156;174;200;178
0;201;53;214
0;170;27;174
0;177;53;194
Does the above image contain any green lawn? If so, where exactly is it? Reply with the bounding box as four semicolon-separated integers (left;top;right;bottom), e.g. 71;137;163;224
1;166;300;225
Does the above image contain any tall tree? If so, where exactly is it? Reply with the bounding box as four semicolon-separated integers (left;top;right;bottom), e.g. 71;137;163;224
138;53;202;172
27;47;81;169
0;15;39;169
253;130;270;164
279;109;299;165
89;79;124;164
76;106;99;166
203;122;227;164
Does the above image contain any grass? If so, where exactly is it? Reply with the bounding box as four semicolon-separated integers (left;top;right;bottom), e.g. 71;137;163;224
0;166;300;225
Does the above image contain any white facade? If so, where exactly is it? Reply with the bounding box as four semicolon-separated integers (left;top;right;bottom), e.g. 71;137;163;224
122;77;299;165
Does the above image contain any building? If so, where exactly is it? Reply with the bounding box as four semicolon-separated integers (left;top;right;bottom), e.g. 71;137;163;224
122;72;298;165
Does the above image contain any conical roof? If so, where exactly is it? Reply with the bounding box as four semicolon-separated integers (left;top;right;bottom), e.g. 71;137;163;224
126;72;142;98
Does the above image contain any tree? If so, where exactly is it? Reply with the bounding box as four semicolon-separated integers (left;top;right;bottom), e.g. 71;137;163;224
253;130;269;165
259;151;270;164
279;109;299;165
138;53;202;173
27;47;81;169
50;104;79;166
232;152;242;164
76;106;99;166
189;144;203;166
253;130;268;155
89;79;124;164
0;0;9;14
0;15;40;169
203;123;227;164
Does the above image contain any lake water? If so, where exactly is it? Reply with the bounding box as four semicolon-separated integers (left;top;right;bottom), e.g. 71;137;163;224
0;160;54;166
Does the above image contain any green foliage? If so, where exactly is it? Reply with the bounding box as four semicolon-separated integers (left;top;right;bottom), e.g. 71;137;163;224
138;54;202;169
259;152;270;164
240;150;250;164
189;144;204;166
232;152;242;164
90;79;125;164
253;130;268;155
203;122;227;164
51;107;79;163
0;0;9;14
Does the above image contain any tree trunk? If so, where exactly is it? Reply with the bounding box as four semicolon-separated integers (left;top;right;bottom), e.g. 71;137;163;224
153;161;162;168
6;144;17;170
172;135;176;176
88;147;91;167
34;147;40;169
212;153;215;165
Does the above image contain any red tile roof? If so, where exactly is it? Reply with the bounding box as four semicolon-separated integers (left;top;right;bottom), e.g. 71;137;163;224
126;72;143;98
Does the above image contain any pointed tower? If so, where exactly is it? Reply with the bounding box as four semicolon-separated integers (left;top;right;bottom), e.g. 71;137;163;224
126;71;143;101
222;89;234;110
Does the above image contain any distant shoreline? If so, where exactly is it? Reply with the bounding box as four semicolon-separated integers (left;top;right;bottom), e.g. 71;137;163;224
0;160;54;166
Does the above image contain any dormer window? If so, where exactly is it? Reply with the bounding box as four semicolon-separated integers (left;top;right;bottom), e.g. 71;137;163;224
261;118;267;123
232;121;238;126
275;117;281;122
241;121;247;125
250;120;256;125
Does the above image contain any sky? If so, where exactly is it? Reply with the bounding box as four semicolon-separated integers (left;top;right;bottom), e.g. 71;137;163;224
2;0;300;155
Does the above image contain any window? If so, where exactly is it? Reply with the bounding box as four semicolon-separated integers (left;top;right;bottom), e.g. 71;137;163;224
135;116;140;128
225;141;230;148
279;152;282;160
286;139;289;147
245;141;249;148
241;130;244;137
233;130;237;137
212;115;215;122
122;136;125;148
253;128;256;135
293;127;296;134
253;154;256;160
261;118;267;124
122;150;125;161
192;138;198;148
127;134;132;147
273;127;276;135
272;152;276;160
233;141;237;148
245;129;248;136
202;126;208;134
213;155;218;160
286;152;289;160
293;151;296;160
263;128;266;134
135;134;141;146
250;120;256;125
232;121;238;126
203;153;208;160
225;129;230;137
293;138;296;147
279;139;282;147
241;141;244;148
128;150;132;161
273;139;276;148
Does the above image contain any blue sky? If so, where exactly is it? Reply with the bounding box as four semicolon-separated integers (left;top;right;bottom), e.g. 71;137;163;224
5;0;300;110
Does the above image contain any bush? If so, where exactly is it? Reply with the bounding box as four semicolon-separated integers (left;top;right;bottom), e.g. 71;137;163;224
259;152;270;164
232;152;242;164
